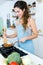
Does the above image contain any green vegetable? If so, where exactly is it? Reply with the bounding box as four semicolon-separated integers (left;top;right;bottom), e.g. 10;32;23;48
7;52;22;65
38;64;41;65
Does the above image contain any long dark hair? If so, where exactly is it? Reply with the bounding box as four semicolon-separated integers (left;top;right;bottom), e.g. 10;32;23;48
14;1;30;30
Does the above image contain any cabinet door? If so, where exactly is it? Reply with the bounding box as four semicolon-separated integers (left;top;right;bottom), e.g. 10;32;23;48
0;18;4;36
33;36;43;59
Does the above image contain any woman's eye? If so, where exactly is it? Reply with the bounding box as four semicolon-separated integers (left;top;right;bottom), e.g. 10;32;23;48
17;11;20;13
15;11;20;14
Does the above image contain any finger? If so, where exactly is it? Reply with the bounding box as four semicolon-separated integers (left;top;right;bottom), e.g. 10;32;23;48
19;40;23;42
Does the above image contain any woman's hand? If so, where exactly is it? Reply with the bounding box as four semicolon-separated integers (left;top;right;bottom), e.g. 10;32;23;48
3;33;7;38
19;37;26;43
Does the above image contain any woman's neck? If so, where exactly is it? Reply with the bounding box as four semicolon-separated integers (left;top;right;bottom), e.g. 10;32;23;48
19;18;24;24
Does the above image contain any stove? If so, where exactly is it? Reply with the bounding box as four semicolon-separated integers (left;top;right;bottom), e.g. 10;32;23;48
0;46;28;58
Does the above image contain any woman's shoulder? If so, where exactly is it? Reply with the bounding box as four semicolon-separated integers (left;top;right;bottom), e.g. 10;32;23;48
27;17;35;25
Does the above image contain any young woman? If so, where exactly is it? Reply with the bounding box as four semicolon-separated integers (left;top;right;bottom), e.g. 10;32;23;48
3;1;38;54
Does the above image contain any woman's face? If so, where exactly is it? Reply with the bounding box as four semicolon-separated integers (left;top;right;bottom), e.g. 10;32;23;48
14;7;24;19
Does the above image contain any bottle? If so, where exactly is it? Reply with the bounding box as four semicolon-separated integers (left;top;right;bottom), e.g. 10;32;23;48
7;13;11;28
12;21;16;28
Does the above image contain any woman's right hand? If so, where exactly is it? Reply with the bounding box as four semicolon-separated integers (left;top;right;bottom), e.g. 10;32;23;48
2;28;7;38
3;32;7;44
3;33;7;38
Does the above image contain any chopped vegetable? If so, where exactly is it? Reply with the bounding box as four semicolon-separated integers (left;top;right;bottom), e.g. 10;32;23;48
7;52;22;65
9;62;19;65
22;55;33;65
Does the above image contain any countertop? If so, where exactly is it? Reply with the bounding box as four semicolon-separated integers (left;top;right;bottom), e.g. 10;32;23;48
0;44;43;65
15;46;43;65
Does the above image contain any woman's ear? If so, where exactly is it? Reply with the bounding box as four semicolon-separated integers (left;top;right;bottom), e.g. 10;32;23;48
23;9;25;12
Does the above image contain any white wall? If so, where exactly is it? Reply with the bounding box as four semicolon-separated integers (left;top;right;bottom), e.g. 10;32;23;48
0;0;6;5
36;2;43;30
0;0;17;28
23;0;36;4
0;0;36;28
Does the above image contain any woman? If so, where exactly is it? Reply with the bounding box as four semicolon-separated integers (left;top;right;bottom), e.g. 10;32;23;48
3;1;38;54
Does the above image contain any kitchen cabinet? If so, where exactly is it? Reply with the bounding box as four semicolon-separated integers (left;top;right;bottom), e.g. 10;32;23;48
33;35;43;59
0;17;4;36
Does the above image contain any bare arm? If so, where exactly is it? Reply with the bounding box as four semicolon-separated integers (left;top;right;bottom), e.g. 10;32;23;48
6;32;17;38
19;18;38;42
3;29;17;38
26;18;38;40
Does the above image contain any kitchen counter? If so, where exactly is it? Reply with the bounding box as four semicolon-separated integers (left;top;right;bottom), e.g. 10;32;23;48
15;46;43;65
0;37;43;65
0;45;43;65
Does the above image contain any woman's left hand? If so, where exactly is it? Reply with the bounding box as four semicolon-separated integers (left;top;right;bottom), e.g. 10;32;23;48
19;37;26;42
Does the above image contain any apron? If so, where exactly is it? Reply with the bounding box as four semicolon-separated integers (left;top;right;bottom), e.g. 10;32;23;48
16;24;34;54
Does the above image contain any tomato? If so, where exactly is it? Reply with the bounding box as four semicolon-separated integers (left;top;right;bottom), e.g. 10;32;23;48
9;62;19;65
